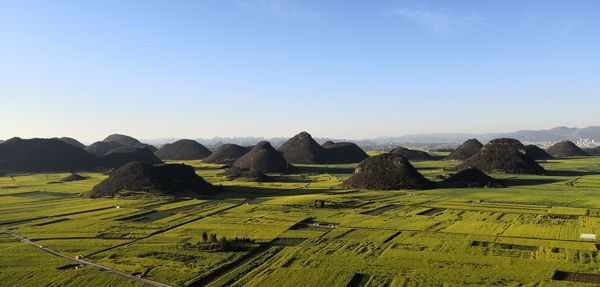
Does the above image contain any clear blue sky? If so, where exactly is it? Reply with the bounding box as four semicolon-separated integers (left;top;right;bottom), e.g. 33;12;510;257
1;0;599;142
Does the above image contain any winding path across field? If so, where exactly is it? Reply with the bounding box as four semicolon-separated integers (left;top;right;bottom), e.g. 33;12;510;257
0;231;171;287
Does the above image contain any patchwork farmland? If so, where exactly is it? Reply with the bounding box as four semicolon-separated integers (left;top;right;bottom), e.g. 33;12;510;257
2;157;600;286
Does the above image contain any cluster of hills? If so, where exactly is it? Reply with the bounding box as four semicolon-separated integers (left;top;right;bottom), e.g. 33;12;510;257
133;126;600;150
0;130;596;199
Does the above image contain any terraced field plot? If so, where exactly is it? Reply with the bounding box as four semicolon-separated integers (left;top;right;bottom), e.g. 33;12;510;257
2;157;600;286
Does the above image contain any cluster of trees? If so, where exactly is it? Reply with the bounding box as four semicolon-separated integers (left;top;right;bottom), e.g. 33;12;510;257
201;232;218;243
192;231;255;252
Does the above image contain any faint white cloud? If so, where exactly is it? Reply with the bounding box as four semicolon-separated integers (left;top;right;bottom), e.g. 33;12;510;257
391;7;487;35
235;0;323;21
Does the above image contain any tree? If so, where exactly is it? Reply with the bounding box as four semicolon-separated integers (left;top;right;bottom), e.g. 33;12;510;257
210;233;218;243
201;231;208;243
219;236;229;251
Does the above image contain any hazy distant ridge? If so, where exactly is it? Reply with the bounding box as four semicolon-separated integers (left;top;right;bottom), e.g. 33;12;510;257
140;126;600;147
374;126;600;144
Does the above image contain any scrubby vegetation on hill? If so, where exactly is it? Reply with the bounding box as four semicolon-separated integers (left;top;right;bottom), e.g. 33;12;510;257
546;141;588;158
443;168;502;188
86;141;125;157
204;144;250;165
279;132;328;164
584;147;600;155
89;162;213;198
103;134;142;147
59;173;88;182
444;139;482;161
322;141;368;163
0;138;100;172
343;153;431;190
458;138;545;174
233;141;295;173
155;139;211;160
222;167;272;182
390;146;434;161
101;147;163;168
525;145;554;160
57;137;86;149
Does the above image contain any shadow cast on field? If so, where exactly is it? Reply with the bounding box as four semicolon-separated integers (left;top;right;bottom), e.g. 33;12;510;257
2;190;76;198
210;185;341;200
194;165;228;171
414;166;442;170
214;178;564;199
501;178;563;187
268;175;313;183
206;170;596;201
296;166;355;175
546;170;600;177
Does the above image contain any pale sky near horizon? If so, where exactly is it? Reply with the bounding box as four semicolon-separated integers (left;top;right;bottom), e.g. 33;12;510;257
1;0;599;142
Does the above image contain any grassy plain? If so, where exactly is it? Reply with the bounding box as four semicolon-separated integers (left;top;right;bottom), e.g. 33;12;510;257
2;156;600;286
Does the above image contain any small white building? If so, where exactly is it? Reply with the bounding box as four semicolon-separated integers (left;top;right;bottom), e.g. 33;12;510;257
580;233;596;240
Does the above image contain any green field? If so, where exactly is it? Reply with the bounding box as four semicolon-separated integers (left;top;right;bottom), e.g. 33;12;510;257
2;156;600;286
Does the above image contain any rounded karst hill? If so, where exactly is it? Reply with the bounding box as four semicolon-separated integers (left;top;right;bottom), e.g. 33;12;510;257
154;139;212;160
59;173;88;182
525;145;554;160
322;141;369;164
85;141;125;157
57;137;86;149
584;147;600;156
103;134;142;147
443;168;501;188
279;131;328;164
232;141;295;173
223;166;272;182
390;147;434;161
135;143;158;153
89;162;213;198
444;139;483;161
102;134;157;152
545;141;588;158
0;137;100;172
457;138;545;174
204;144;251;165
342;153;432;190
101;147;163;168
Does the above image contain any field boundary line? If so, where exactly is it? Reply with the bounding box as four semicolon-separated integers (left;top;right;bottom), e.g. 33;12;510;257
0;231;171;287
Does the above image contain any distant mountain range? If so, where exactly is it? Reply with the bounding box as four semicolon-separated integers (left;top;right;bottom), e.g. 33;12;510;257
370;126;600;145
137;126;600;149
